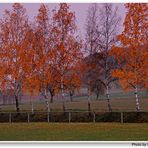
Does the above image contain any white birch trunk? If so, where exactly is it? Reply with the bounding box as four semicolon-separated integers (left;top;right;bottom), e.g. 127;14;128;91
61;67;65;113
106;85;112;112
135;86;140;111
46;100;50;112
31;101;34;114
30;96;34;114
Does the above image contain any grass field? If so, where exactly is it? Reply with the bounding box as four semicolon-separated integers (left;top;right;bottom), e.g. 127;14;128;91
1;97;148;112
0;123;148;141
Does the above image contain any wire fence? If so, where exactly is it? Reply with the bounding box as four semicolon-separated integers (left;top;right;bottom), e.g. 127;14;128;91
0;111;148;123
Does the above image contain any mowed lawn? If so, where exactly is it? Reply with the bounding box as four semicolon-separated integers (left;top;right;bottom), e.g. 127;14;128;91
0;123;148;141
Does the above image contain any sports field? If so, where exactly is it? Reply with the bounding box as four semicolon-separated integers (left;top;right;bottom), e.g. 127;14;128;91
0;123;148;141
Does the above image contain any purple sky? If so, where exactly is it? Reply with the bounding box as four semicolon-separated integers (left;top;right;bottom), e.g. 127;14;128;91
0;3;126;38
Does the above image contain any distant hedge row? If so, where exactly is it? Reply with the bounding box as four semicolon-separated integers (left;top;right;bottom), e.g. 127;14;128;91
0;112;148;123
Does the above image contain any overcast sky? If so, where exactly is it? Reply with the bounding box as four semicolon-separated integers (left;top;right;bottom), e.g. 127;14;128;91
0;3;126;38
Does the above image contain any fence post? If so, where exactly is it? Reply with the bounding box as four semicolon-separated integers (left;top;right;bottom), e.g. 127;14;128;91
47;112;50;123
93;112;96;123
28;112;30;123
121;112;123;123
9;113;11;123
69;112;71;123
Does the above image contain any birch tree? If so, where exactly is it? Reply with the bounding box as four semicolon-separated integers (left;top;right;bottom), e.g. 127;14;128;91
98;4;121;112
0;3;31;112
33;4;51;112
85;3;120;112
110;3;148;111
50;3;83;112
85;4;102;113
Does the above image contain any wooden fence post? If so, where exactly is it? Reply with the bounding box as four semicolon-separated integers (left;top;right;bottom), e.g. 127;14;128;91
28;112;30;123
9;113;11;123
121;112;123;123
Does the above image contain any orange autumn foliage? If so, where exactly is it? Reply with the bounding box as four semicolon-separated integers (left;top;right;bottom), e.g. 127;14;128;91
0;3;83;111
29;4;52;98
0;3;32;112
110;3;148;90
24;3;83;105
50;3;83;94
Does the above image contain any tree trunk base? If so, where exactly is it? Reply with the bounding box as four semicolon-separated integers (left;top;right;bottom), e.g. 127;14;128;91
15;95;20;113
63;102;66;116
88;101;91;116
107;99;112;112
